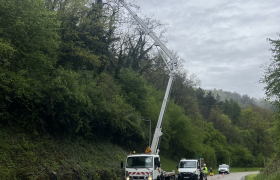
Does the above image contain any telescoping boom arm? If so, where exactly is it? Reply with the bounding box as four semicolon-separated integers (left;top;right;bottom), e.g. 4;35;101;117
119;0;178;155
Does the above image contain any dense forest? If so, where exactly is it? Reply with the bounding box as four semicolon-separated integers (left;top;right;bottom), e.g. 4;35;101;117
0;0;279;179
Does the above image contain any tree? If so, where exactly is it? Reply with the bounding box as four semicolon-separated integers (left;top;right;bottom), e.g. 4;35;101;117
171;71;202;125
49;0;118;72
231;144;253;167
196;89;217;119
0;0;60;130
118;68;149;114
208;109;231;133
241;106;275;156
161;102;203;160
203;122;229;166
222;99;241;126
260;34;280;109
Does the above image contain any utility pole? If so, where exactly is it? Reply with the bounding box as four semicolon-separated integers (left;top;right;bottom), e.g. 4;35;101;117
142;118;151;147
229;155;230;168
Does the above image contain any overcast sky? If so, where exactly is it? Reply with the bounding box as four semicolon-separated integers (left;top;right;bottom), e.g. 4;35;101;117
125;0;280;99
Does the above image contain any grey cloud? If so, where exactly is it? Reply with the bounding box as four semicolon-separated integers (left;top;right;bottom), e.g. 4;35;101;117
132;0;280;98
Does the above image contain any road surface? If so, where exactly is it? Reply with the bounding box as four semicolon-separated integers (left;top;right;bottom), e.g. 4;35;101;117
206;171;259;180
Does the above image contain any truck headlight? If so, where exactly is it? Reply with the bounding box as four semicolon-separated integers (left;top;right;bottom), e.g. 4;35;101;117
148;171;153;180
125;171;130;180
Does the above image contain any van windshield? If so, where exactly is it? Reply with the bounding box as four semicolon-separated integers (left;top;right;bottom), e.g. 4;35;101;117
219;165;228;168
126;156;153;168
180;161;196;168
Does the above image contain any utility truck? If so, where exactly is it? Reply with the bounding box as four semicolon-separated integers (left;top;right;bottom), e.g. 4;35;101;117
177;158;204;180
119;0;177;179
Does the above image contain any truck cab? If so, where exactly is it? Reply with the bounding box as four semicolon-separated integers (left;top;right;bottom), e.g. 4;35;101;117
124;153;175;180
125;154;160;180
177;159;202;180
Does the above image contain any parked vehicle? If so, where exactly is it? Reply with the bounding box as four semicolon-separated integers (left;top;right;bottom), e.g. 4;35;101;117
177;158;204;180
218;164;230;174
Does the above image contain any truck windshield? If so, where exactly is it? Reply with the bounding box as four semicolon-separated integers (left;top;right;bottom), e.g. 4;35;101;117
180;161;196;168
126;156;153;168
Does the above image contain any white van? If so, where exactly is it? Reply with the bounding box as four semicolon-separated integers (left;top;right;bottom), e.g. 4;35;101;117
177;158;204;180
218;164;230;174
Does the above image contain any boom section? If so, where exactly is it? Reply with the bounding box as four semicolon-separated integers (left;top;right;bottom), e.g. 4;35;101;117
120;0;177;155
119;0;177;68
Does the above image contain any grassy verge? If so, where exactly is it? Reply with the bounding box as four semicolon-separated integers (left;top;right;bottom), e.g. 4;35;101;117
230;167;261;172
0;125;182;179
203;167;260;176
160;156;178;173
0;126;128;179
254;171;280;180
245;174;257;180
254;154;280;180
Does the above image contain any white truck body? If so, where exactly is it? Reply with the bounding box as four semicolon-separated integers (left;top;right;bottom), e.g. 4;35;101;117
125;154;174;180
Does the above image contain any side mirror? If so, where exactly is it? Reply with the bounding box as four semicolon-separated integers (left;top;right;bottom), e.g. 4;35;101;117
121;161;123;169
157;161;161;168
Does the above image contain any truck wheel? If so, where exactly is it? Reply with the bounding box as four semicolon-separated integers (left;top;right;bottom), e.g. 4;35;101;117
157;176;164;180
161;172;164;180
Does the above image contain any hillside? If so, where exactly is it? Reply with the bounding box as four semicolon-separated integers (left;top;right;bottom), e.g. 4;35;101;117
0;125;127;179
0;1;279;180
255;152;280;180
207;89;274;110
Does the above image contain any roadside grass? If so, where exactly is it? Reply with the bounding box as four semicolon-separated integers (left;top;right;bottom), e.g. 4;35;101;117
245;174;257;180
204;167;260;176
0;126;128;179
254;154;280;180
160;156;178;173
254;170;280;180
230;167;261;172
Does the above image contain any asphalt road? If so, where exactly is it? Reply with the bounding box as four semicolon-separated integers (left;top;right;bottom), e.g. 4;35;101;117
206;171;259;180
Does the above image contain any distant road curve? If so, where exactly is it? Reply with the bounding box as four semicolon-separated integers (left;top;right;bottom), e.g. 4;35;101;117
207;171;259;180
